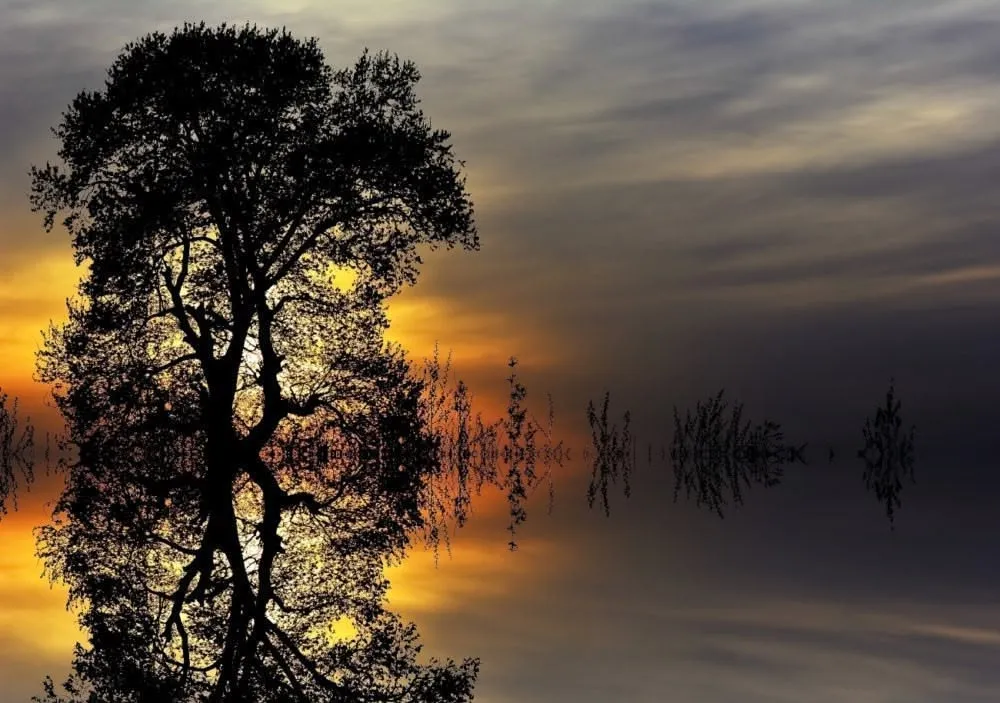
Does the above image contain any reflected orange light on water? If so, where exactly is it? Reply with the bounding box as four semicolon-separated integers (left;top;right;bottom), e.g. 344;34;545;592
0;512;79;648
0;251;78;401
0;502;80;696
0;247;569;692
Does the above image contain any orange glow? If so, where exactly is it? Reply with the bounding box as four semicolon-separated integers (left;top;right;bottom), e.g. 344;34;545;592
386;292;562;372
0;502;82;671
387;534;575;616
0;251;78;394
0;226;567;687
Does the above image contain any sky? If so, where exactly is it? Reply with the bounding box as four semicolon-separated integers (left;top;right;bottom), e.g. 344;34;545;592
2;0;1000;701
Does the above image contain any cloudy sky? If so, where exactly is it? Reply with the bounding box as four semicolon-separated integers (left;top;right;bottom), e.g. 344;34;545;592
3;0;1000;701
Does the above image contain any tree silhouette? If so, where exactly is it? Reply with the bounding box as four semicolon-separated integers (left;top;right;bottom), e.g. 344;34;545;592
585;392;633;517
858;379;916;527
670;390;805;519
28;22;519;702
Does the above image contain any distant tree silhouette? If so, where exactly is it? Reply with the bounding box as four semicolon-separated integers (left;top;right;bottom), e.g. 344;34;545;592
669;390;805;518
858;379;916;527
650;382;911;523
585;392;634;516
0;388;34;517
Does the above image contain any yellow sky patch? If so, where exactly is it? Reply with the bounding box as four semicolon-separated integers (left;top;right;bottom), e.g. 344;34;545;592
0;251;78;393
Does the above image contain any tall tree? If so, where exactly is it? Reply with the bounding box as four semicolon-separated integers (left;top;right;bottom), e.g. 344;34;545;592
30;22;508;702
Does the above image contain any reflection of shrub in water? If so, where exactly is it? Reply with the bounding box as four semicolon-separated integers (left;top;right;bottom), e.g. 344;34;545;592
418;350;563;552
583;384;920;527
670;390;805;519
0;389;34;517
586;392;633;517
858;379;915;528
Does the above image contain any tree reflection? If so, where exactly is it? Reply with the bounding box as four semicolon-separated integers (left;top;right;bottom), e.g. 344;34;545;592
586;381;915;525
858;379;916;527
669;390;804;519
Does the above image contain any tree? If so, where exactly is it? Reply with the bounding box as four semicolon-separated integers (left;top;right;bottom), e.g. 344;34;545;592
29;22;515;702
